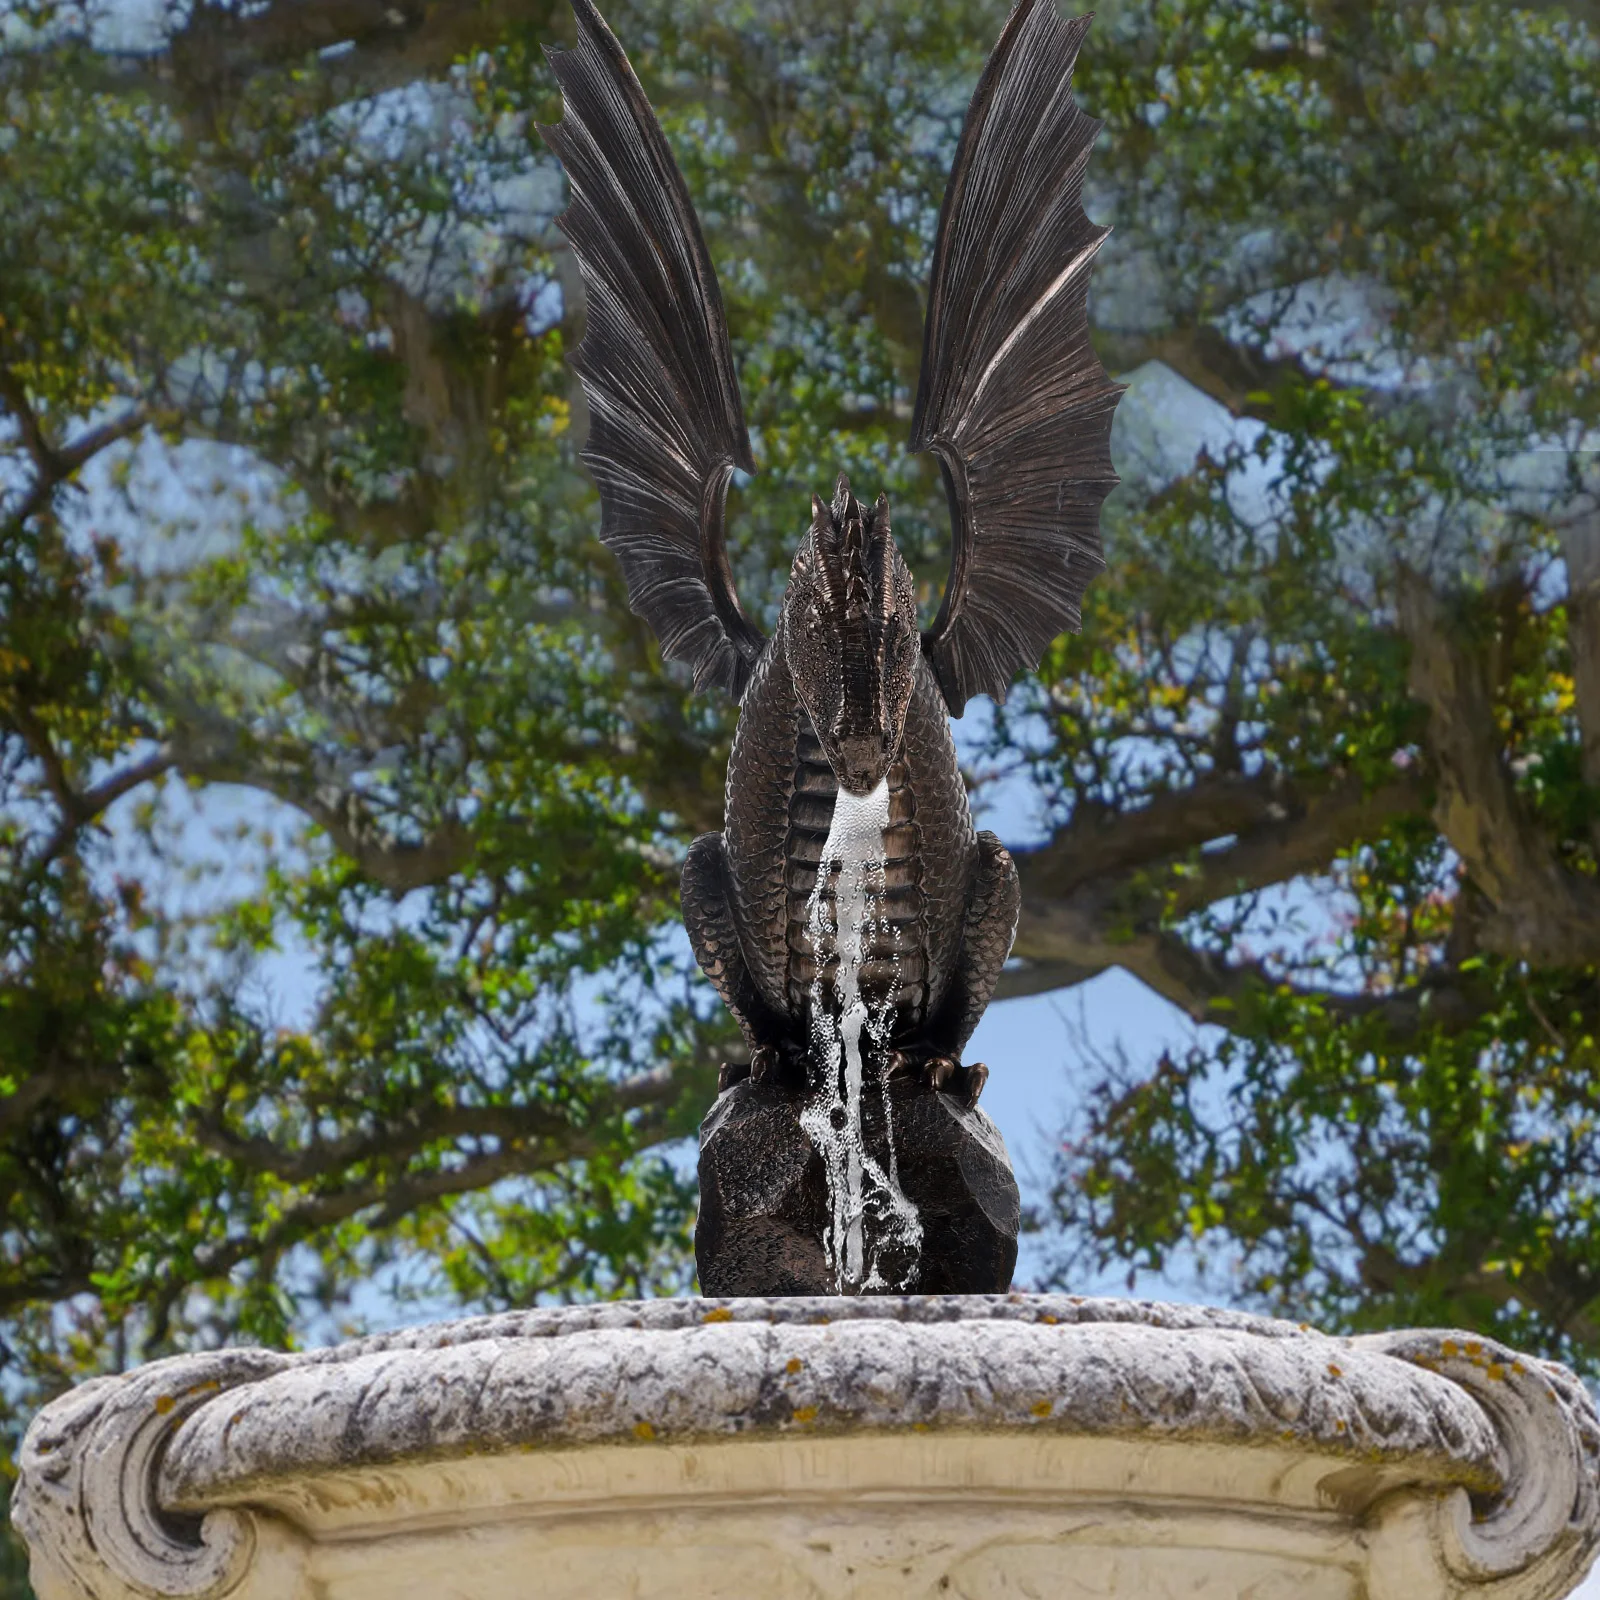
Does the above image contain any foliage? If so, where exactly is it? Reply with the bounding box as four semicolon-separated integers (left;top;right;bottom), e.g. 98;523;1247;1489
1025;0;1600;1368
1;0;1599;1583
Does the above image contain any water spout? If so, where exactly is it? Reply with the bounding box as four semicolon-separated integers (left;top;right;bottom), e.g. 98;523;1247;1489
799;778;923;1291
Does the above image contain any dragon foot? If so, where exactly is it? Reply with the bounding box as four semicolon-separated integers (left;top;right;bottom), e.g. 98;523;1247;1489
718;1044;808;1096
888;1049;989;1109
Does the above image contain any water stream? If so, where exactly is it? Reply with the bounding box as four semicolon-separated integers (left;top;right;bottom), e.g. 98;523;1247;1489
798;778;923;1291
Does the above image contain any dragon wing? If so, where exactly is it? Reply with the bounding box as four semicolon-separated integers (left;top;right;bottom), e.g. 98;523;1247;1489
539;0;763;698
912;0;1124;717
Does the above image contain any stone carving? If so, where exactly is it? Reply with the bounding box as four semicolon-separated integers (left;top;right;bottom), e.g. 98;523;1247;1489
13;1296;1600;1600
537;0;1122;1293
11;1349;291;1600
1355;1329;1600;1598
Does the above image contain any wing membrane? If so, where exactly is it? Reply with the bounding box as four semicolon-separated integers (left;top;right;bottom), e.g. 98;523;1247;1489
540;0;762;697
912;0;1124;715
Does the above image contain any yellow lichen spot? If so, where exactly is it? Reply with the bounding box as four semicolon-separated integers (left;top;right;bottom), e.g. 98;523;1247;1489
703;1307;733;1323
1464;1341;1482;1357
1039;1315;1059;1326
1030;1400;1053;1418
1487;1363;1505;1381
792;1406;818;1424
634;1421;656;1441
1327;1363;1343;1378
1335;1419;1347;1433
786;1357;804;1375
1441;1340;1459;1358
911;1422;930;1433
154;1395;176;1415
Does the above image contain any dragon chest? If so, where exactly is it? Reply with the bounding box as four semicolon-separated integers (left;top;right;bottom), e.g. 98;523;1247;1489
782;718;931;1031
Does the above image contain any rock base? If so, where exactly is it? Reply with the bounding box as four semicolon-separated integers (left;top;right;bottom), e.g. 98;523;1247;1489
695;1074;1020;1295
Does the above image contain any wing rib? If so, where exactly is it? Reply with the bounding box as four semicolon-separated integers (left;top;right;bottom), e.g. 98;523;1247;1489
912;0;1124;716
963;235;1106;422
539;0;763;698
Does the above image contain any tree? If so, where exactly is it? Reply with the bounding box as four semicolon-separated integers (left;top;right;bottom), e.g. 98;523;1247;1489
1026;0;1600;1365
0;0;721;1480
1;0;1597;1575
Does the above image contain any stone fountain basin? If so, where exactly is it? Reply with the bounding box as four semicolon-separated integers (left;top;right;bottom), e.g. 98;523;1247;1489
15;1295;1600;1600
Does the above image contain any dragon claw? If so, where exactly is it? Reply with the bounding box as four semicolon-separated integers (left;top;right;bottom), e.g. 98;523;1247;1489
886;1049;985;1106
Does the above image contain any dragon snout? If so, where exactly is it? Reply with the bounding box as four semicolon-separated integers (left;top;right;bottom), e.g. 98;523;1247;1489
834;731;890;793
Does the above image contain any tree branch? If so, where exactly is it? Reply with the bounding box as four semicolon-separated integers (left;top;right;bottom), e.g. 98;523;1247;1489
671;19;933;385
2;0;561;115
1009;765;1446;1033
1000;574;1600;1029
10;703;77;820
993;957;1104;1002
1116;928;1485;1039
1169;772;1428;920
1;389;150;534
0;1268;96;1320
1360;1244;1600;1350
193;1066;680;1184
1399;570;1600;963
183;0;557;105
30;746;177;870
1017;767;1424;909
1018;769;1300;902
163;701;475;891
264;782;473;891
183;1066;689;1283
1096;322;1367;423
0;366;62;477
1560;508;1600;849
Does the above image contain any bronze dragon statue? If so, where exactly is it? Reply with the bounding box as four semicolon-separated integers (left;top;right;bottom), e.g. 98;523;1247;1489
541;0;1121;1292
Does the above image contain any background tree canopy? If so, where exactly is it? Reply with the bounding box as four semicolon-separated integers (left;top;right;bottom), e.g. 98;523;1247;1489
2;0;1598;1579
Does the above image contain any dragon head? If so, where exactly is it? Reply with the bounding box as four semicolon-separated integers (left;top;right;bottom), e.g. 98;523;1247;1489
782;473;920;796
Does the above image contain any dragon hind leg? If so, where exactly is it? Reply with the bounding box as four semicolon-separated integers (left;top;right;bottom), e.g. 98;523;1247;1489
890;830;1019;1107
682;832;802;1091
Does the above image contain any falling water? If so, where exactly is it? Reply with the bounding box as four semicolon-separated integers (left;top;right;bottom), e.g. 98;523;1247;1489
798;778;923;1291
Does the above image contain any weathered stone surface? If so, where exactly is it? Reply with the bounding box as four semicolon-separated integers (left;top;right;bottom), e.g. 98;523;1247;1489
13;1294;1600;1600
695;1075;1020;1295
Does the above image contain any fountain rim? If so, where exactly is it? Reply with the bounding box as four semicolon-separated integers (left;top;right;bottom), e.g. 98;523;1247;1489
19;1292;1600;1600
135;1293;1519;1508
